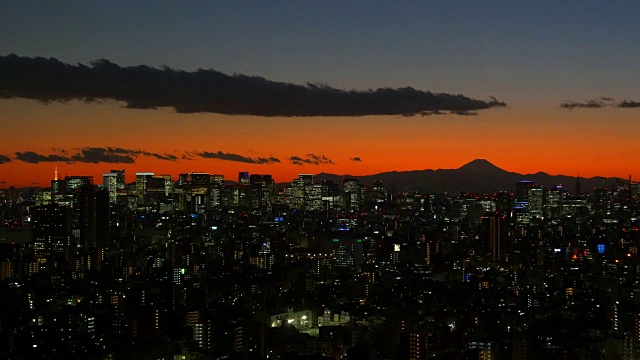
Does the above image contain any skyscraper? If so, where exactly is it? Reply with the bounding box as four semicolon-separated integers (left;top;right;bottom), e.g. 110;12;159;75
135;172;154;203
516;180;534;204
31;203;73;263
76;186;110;251
481;212;508;265
65;176;93;193
103;173;118;203
109;169;126;189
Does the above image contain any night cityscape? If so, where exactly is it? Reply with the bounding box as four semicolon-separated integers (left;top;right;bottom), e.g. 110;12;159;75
0;165;639;359
2;2;640;359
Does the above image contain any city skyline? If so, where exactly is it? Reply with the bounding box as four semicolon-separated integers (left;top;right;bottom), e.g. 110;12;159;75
4;3;640;358
2;2;640;187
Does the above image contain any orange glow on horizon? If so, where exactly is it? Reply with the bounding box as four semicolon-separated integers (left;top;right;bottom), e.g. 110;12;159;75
2;99;640;188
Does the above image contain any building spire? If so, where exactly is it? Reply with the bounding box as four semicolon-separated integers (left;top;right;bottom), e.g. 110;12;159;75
54;165;58;181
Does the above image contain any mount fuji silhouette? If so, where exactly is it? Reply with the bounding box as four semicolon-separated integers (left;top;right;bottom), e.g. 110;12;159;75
315;159;616;193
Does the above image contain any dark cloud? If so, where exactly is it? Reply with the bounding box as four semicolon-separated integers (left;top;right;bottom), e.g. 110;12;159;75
0;54;506;117
560;97;640;109
70;147;136;164
194;151;280;164
350;157;362;162
560;99;608;109
140;151;178;161
0;181;6;184
290;154;334;165
0;154;11;164
14;147;179;164
619;100;640;108
15;151;70;163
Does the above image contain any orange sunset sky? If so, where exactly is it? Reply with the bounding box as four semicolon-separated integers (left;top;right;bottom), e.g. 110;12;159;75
1;98;638;188
2;2;640;187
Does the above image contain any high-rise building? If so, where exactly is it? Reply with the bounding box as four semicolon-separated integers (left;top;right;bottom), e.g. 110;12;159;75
298;174;313;185
408;331;425;360
188;173;210;213
190;173;210;187
209;175;225;208
304;184;323;211
65;176;93;193
135;172;154;202
103;173;118;203
109;169;126;189
146;175;172;196
31;204;73;262
342;178;362;210
76;187;110;251
527;186;544;218
249;174;274;209
516;180;534;204
0;260;13;281
331;237;363;270
512;334;530;360
481;212;508;265
544;185;564;217
575;175;582;195
287;175;311;208
238;172;249;185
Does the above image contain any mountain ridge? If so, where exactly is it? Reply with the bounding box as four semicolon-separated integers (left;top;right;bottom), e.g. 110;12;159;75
313;159;619;193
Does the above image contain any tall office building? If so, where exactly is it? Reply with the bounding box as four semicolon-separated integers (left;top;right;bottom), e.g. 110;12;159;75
544;185;564;217
109;169;126;189
298;174;313;185
135;172;154;202
249;174;274;209
189;173;210;213
331;237;363;270
103;173;118;203
31;204;73;262
65;176;93;193
76;187;110;251
304;184;323;211
209;175;225;208
287;174;314;208
342;178;362;210
481;212;508;265
527;186;545;218
516;180;534;204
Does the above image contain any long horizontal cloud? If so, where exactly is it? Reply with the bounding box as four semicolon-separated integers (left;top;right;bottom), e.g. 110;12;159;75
0;54;506;117
15;151;70;164
71;147;178;163
561;97;640;109
194;151;280;164
0;154;11;164
12;147;179;164
290;154;334;165
70;147;135;164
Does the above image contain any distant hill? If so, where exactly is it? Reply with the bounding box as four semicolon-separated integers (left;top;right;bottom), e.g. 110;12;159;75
314;159;620;194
